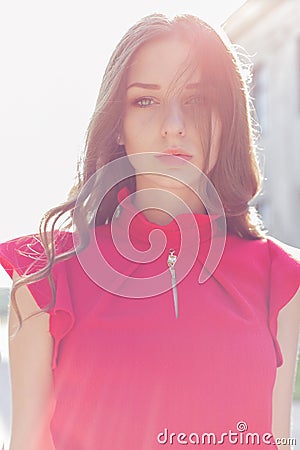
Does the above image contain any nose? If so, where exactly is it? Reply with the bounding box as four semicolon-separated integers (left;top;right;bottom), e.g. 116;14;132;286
160;101;185;138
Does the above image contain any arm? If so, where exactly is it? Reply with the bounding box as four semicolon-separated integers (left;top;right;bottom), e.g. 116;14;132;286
272;286;300;449
8;272;55;450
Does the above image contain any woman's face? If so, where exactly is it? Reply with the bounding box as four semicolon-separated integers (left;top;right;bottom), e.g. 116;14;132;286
120;35;222;191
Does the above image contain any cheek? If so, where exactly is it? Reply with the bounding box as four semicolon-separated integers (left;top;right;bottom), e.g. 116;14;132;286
121;112;158;153
185;107;212;142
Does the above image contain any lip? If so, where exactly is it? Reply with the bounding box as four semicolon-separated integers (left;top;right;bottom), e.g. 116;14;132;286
156;148;193;165
162;147;192;157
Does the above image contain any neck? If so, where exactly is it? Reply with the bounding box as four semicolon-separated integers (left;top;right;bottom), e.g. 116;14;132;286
134;176;206;225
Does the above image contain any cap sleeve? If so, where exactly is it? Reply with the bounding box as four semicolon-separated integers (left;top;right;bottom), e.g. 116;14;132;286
0;233;75;369
267;238;300;367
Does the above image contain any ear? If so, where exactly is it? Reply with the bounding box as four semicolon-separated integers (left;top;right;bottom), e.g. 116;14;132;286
117;131;125;146
207;111;222;173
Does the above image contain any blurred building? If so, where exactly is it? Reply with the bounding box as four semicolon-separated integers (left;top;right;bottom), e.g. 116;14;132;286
0;288;9;323
224;0;300;247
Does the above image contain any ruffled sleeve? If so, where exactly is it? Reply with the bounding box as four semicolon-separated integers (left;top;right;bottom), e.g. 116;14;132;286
0;233;75;369
267;238;300;367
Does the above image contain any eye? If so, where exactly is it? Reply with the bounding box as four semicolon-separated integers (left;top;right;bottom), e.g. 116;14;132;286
134;97;157;108
185;95;205;105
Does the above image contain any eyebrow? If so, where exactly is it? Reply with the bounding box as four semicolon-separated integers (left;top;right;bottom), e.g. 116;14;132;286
127;82;160;90
186;82;203;89
126;82;203;90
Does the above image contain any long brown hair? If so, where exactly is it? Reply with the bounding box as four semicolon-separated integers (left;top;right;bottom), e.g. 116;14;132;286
11;13;264;322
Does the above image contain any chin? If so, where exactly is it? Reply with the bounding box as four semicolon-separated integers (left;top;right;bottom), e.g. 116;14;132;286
139;173;201;192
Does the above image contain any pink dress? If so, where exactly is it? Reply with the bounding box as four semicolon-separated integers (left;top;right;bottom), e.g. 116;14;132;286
0;191;299;449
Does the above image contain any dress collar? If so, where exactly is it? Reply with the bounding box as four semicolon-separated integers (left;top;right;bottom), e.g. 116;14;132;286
115;187;221;248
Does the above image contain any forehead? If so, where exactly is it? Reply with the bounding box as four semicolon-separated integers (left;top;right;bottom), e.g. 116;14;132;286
127;36;201;87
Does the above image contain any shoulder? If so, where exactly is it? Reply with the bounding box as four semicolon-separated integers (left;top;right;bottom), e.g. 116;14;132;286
265;235;300;264
263;236;300;290
225;233;300;266
0;233;76;370
0;231;74;275
220;234;299;299
0;231;74;309
224;235;300;369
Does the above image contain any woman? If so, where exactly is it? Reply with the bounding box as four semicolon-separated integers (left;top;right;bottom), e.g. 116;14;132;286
0;13;299;450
